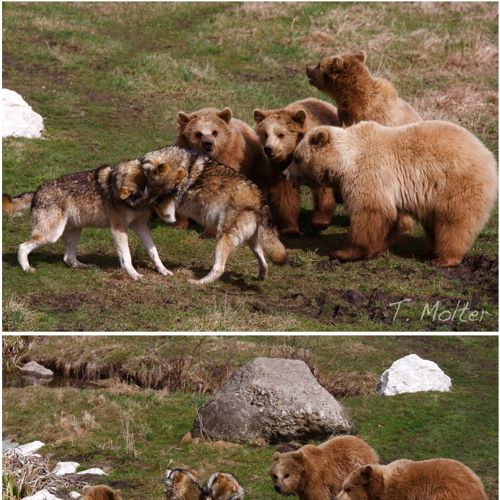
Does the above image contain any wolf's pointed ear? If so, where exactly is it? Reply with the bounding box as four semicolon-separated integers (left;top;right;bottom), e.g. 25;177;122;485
272;452;281;461
177;111;191;126
253;109;268;124
309;128;330;146
356;50;367;63
119;186;132;200
157;162;169;174
218;107;232;123
360;465;373;483
291;109;307;126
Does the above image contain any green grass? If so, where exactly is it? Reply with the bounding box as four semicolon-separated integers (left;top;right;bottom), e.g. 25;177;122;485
2;2;498;331
3;336;498;498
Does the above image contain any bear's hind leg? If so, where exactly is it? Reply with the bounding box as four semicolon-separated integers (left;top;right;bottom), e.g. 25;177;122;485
333;209;394;261
432;219;476;267
311;186;336;231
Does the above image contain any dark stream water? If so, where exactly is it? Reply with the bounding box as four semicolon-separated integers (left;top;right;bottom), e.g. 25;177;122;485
3;370;99;389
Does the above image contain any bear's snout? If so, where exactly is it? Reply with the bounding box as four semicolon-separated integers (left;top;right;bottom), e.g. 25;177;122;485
202;139;214;153
274;484;282;493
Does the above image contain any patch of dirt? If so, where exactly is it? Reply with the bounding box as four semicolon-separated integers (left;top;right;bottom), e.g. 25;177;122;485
3;52;66;85
440;254;498;302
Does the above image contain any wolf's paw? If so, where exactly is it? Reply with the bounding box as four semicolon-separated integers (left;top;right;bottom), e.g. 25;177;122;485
158;267;173;276
129;272;144;281
22;266;36;273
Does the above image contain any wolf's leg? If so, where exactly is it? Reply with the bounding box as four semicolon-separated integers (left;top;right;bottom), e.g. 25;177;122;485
189;234;235;285
62;228;93;269
18;216;67;272
130;218;173;276
109;221;143;281
248;232;268;280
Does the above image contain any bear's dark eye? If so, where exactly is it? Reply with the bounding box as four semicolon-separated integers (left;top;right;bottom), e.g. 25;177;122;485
345;488;351;493
264;132;268;140
272;474;277;480
284;474;290;479
212;130;218;137
195;131;202;138
278;133;284;139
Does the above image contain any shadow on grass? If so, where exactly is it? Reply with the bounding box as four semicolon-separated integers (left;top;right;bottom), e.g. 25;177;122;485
187;264;264;292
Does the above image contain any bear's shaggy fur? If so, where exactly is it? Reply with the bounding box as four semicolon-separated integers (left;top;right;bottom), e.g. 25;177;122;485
82;485;122;500
254;98;340;233
336;459;488;500
306;51;422;127
286;121;497;266
270;435;379;500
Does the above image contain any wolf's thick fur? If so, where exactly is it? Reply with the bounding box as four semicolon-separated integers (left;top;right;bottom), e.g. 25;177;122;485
82;485;122;500
3;161;172;280
254;98;340;233
164;467;203;500
202;472;244;500
286;121;497;266
270;436;379;500
336;459;487;500
306;51;422;127
141;146;288;284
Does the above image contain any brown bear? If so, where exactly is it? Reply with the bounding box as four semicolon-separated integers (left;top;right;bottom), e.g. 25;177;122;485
306;50;422;128
285;121;497;267
270;435;379;499
336;459;488;500
254;98;340;233
306;50;422;235
82;485;122;500
176;106;303;237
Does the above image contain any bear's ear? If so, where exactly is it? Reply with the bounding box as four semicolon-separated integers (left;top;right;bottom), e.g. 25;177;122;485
355;50;367;63
309;128;330;147
327;56;344;74
272;452;281;461
360;465;373;484
291;109;307;126
177;111;191;126
291;450;304;462
253;109;269;123
218;107;233;123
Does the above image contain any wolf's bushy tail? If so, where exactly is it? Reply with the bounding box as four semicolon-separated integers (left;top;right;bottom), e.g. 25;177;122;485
259;206;288;265
3;192;34;215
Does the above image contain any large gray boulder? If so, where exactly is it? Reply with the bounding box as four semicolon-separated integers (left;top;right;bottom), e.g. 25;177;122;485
19;361;54;378
193;357;354;444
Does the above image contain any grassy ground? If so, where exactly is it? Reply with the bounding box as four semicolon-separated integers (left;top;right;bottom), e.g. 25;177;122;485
2;336;498;498
2;2;498;331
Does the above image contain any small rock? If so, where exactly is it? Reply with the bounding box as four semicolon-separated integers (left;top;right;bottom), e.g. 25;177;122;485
180;431;192;445
69;493;81;499
22;490;61;500
16;440;45;456
19;361;54;378
2;88;44;139
76;467;106;475
377;354;452;396
52;461;80;476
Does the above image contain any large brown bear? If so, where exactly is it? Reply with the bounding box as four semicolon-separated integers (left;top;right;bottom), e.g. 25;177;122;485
336;459;488;500
82;485;122;500
306;50;422;234
176;106;297;235
254;98;340;233
270;435;379;500
306;50;421;127
285;121;497;267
